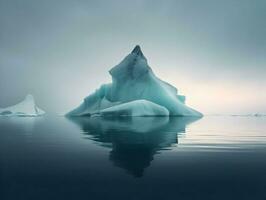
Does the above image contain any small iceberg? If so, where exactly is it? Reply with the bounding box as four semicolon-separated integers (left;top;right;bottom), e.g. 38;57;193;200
0;94;45;117
254;113;266;117
67;45;202;117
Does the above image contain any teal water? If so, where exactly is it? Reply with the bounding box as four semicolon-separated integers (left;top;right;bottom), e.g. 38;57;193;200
1;116;266;199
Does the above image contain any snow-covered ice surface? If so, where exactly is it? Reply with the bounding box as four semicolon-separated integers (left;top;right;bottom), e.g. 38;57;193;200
67;45;202;117
0;94;45;117
99;100;169;116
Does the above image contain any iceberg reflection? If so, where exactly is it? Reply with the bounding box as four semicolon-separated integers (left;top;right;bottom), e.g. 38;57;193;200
69;116;201;177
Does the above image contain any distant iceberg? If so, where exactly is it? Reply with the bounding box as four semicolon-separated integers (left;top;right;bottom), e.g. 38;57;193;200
67;45;202;117
0;94;45;117
254;113;266;117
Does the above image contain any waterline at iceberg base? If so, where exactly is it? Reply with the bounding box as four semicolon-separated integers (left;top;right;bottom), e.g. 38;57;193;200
66;45;202;117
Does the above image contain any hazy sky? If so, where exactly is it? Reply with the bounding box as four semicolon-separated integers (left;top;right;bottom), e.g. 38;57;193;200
0;0;265;114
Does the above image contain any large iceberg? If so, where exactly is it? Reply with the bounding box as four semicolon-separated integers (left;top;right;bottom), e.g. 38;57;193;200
67;45;202;117
0;94;45;117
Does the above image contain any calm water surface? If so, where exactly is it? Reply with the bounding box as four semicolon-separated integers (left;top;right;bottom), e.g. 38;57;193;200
0;116;266;200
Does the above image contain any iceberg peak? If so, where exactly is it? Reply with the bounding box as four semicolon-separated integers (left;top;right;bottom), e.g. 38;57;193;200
131;45;144;57
109;45;149;80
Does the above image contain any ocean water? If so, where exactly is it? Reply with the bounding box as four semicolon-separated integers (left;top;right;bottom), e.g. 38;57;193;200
0;116;266;200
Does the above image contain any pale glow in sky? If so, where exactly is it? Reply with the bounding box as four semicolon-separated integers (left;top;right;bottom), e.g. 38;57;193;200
155;66;265;114
0;0;265;114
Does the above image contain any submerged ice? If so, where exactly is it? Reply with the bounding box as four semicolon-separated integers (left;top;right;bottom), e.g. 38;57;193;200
67;45;202;117
0;94;45;117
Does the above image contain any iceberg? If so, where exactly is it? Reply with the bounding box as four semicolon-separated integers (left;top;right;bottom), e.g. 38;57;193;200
254;113;266;117
0;94;45;117
67;45;202;117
